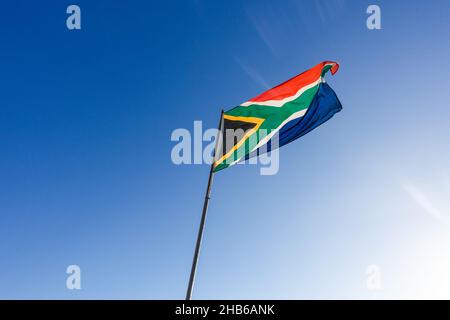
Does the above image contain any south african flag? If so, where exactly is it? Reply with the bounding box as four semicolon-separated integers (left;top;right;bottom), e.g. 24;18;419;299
213;61;342;172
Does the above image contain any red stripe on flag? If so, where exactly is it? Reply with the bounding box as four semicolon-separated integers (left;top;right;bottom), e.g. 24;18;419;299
246;61;339;103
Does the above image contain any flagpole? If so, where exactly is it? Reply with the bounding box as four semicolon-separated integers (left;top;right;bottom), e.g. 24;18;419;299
186;110;224;300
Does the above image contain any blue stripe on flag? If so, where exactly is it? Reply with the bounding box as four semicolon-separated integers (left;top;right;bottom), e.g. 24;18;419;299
245;82;342;159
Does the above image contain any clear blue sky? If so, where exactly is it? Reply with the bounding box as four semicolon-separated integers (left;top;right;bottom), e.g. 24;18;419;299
1;0;450;299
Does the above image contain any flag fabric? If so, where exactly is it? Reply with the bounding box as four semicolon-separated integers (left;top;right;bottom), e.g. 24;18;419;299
213;61;342;172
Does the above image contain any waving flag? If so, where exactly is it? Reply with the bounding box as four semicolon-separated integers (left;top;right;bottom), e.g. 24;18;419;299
213;61;342;172
187;62;343;299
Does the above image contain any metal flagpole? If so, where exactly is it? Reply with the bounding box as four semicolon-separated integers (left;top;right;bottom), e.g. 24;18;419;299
186;110;224;300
